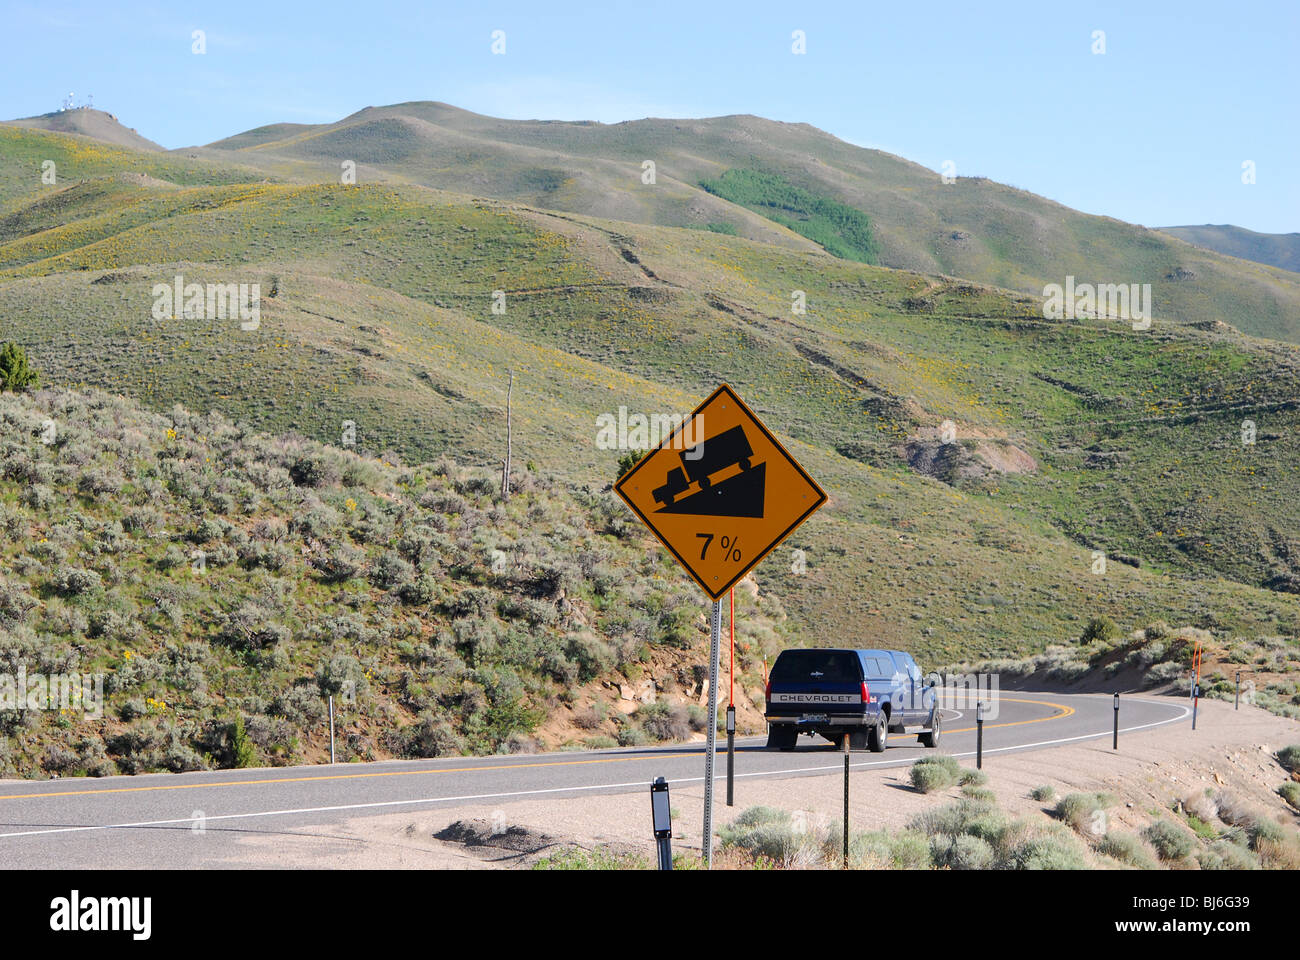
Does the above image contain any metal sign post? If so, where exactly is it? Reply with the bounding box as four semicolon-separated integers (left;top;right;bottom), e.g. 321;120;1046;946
703;600;722;868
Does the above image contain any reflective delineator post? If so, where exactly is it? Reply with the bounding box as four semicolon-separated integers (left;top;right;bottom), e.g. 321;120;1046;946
1235;671;1240;711
1112;692;1119;751
726;588;735;807
976;700;985;769
328;695;336;764
703;599;722;869
725;706;736;807
842;734;850;869
651;777;673;870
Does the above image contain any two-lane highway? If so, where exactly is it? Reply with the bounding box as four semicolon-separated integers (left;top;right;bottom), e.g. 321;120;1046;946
0;691;1189;868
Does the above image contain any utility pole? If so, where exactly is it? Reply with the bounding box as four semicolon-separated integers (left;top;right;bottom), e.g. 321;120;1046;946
501;370;513;500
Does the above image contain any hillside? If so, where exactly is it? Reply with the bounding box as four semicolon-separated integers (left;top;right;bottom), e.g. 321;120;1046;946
2;159;1299;635
3;108;164;153
0;386;797;777
1161;224;1300;274
188;101;1300;345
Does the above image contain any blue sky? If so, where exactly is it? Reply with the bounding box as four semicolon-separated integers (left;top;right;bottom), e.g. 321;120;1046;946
6;0;1297;232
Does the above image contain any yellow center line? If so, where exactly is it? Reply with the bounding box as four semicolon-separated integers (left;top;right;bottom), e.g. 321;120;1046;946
0;753;699;802
942;696;1075;735
0;696;1074;803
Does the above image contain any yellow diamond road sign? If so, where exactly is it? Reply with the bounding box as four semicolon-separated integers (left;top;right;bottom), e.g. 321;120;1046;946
614;384;828;601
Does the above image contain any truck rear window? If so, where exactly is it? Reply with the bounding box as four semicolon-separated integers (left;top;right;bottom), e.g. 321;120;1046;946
771;650;862;683
860;656;896;679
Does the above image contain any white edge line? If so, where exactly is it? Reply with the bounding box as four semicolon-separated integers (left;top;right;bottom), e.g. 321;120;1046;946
0;699;1192;841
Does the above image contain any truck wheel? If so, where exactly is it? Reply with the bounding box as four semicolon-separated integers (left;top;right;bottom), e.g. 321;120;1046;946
766;726;797;751
918;712;942;748
867;717;888;752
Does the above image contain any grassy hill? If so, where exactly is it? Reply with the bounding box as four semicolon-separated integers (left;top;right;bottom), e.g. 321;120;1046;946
1;120;1299;775
185;101;1300;345
1160;225;1300;274
2;108;164;153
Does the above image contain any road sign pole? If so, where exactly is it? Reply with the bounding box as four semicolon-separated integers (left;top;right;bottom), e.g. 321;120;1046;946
1112;693;1119;750
976;701;985;769
703;599;722;869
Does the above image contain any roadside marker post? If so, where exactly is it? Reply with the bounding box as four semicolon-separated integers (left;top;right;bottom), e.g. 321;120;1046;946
614;384;827;869
976;701;985;769
842;734;850;869
328;695;336;764
726;588;735;807
1191;640;1203;731
725;705;736;807
1112;692;1119;750
1235;671;1240;710
651;777;673;870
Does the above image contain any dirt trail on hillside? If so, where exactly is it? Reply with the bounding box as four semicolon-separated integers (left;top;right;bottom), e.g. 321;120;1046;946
224;695;1299;868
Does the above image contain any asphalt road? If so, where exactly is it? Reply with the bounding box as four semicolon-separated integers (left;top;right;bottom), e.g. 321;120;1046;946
0;691;1189;868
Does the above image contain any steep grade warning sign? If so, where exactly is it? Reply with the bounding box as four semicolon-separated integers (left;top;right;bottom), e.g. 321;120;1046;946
614;384;828;600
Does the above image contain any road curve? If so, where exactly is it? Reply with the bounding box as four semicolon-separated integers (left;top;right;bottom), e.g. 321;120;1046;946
0;691;1189;868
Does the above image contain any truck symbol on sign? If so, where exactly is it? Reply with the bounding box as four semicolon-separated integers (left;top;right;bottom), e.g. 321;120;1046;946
652;425;755;506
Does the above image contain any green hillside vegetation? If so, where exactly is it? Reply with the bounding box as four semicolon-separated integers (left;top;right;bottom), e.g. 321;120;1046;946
700;168;879;263
0;386;796;777
0;122;1298;780
1160;225;1300;275
175;101;1300;344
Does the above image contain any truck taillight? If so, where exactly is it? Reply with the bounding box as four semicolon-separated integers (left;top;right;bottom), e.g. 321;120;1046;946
861;681;870;702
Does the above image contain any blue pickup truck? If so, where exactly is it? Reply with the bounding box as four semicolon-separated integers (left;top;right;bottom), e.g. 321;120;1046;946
764;648;940;751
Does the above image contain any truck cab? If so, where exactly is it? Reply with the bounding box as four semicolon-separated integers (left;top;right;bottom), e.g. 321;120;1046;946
764;647;941;752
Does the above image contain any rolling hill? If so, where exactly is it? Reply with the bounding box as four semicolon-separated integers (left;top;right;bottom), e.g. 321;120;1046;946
3;108;164;153
1160;224;1300;274
187;101;1300;345
0;111;1298;776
